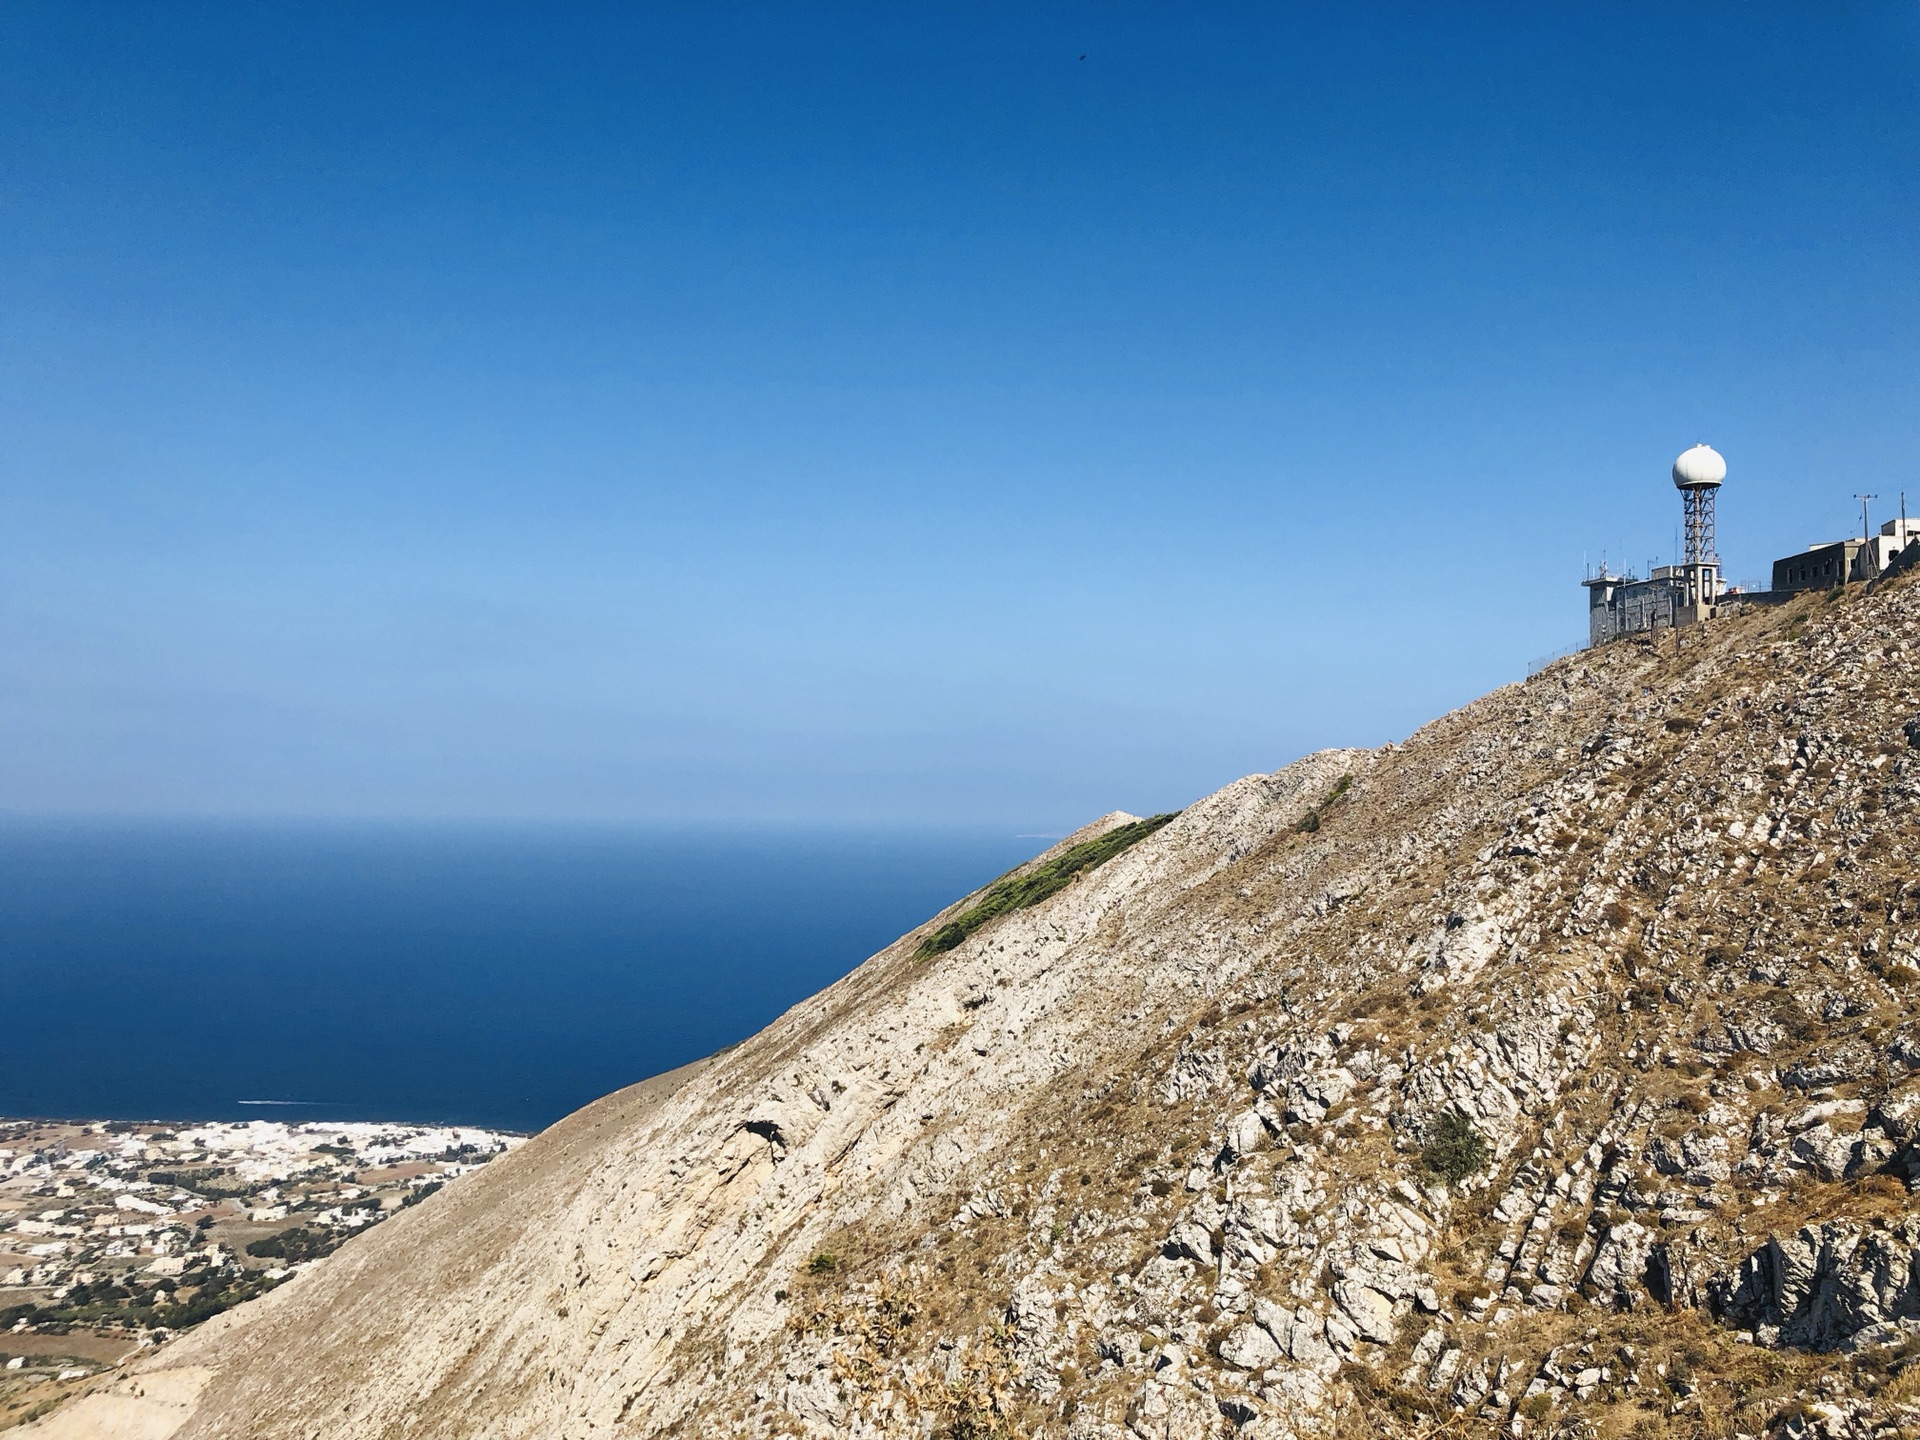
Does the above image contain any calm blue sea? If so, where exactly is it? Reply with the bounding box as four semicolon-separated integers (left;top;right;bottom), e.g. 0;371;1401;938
0;819;1037;1132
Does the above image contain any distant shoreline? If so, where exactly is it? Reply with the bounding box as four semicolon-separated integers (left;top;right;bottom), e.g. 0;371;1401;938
0;1112;526;1417
0;821;1037;1133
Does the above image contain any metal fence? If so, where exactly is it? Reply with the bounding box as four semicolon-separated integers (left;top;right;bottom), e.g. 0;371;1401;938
1526;643;1585;676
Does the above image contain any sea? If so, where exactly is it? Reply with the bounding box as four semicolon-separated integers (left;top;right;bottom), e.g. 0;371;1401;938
0;818;1039;1133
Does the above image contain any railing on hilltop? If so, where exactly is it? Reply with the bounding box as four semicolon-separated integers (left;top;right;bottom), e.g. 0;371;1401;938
1526;643;1585;677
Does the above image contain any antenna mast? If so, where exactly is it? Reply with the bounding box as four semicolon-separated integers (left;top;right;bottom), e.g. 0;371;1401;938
1855;493;1878;543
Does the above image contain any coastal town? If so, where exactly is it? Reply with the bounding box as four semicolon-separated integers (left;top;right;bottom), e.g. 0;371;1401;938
0;1115;521;1427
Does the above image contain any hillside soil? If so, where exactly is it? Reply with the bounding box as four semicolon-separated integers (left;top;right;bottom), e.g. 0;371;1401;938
22;575;1920;1440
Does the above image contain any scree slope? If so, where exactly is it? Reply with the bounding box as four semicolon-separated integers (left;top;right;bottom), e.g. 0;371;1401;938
31;576;1920;1440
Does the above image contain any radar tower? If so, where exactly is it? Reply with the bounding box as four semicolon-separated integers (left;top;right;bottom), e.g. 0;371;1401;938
1672;443;1725;564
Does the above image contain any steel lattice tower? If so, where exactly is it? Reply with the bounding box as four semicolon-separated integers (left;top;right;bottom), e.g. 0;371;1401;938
1682;483;1718;565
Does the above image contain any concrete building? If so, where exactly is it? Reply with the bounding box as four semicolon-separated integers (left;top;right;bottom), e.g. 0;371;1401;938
1772;517;1920;593
1583;444;1727;647
1581;445;1920;646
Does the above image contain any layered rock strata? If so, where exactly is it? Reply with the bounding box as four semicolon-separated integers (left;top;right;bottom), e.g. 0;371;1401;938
35;574;1920;1440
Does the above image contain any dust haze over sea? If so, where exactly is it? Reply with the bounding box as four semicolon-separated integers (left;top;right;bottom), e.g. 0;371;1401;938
0;819;1036;1132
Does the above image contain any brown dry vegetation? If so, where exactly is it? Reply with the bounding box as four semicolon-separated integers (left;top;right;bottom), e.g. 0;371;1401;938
34;575;1920;1440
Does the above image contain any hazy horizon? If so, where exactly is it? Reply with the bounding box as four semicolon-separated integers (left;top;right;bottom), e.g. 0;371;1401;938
0;809;1083;840
4;4;1915;828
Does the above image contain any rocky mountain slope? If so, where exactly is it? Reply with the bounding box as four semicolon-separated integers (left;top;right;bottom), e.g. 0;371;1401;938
31;574;1920;1440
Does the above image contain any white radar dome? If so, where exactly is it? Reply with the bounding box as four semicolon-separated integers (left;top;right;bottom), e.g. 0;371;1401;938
1672;443;1727;489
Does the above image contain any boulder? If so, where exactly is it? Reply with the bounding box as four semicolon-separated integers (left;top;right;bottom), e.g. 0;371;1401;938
1125;1376;1218;1440
1217;1321;1281;1371
1585;1221;1656;1306
1164;1217;1218;1264
1252;1298;1338;1375
1790;1124;1861;1182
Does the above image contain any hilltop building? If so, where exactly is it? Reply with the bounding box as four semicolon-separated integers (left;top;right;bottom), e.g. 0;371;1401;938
1773;517;1920;593
1581;446;1920;647
1581;444;1727;647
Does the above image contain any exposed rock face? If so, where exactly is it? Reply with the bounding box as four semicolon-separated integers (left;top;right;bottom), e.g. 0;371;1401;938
1712;1219;1920;1352
40;576;1920;1440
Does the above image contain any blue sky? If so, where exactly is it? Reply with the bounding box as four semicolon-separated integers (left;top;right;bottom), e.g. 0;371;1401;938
2;3;1916;826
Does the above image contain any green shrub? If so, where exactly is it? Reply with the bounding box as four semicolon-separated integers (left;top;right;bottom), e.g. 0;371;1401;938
244;1227;339;1264
1294;775;1352;835
1420;1111;1489;1184
806;1252;838;1275
148;1167;249;1199
915;813;1179;959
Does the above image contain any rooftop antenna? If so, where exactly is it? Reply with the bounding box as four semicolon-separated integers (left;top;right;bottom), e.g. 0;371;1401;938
1855;493;1878;542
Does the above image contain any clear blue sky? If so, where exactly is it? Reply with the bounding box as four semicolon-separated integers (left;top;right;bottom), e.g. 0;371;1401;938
2;4;1915;826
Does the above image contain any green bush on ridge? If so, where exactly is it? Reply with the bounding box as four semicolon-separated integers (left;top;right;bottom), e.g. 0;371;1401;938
915;812;1180;959
1295;774;1353;834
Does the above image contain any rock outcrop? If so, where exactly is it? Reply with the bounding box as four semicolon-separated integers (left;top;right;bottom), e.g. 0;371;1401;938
34;574;1920;1440
1712;1218;1920;1353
